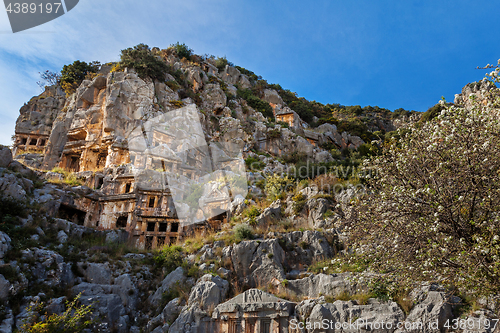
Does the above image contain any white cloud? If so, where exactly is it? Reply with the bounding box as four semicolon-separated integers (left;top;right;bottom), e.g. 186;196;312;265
0;0;238;145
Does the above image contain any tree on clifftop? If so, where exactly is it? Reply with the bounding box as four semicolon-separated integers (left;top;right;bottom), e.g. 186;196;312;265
60;60;100;96
119;43;168;82
352;66;500;297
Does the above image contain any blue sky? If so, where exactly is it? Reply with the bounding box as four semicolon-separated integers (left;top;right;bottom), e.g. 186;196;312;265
0;0;499;145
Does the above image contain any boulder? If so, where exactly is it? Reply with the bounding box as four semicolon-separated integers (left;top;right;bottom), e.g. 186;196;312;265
146;314;163;333
281;230;336;268
168;305;208;333
0;308;13;333
263;89;283;106
316;123;338;134
399;286;459;332
21;248;74;287
79;293;125;329
315;150;334;163
300;186;319;200
149;267;186;307
187;274;229;310
256;200;282;225
162;298;183;324
45;297;66;315
230;195;246;215
307;198;330;228
114;274;137;310
0;173;27;201
78;262;112;285
349;135;365;149
105;230;128;244
220;66;242;86
294;297;326;322
0;275;10;301
0;147;12;168
0;232;11;259
57;230;68;244
231;239;286;287
459;310;498;333
201;83;227;112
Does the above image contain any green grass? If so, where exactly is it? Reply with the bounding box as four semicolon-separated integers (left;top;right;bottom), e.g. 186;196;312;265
49;167;84;186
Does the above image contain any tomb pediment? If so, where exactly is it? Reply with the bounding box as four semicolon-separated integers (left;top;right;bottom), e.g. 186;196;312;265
214;289;295;315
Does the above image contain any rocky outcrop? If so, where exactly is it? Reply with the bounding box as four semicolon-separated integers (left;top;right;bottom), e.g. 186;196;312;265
286;273;355;299
149;267;187;307
201;83;226;112
187;274;229;310
255;199;282;225
0;275;11;301
0;232;11;261
167;304;207;333
77;262;112;285
229;239;286;288
454;79;498;109
0;147;12;168
20;247;75;288
398;284;460;333
280;230;337;270
0;171;31;201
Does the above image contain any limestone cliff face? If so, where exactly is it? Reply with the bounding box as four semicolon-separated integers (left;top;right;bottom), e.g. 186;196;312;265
454;79;500;109
13;52;370;174
14;85;66;162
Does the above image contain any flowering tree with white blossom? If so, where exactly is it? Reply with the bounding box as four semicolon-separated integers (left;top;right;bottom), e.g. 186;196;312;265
353;64;500;296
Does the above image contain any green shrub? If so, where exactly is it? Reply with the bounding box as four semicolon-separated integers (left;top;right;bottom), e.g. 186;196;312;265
234;223;254;240
282;152;308;164
60;60;100;96
237;88;274;118
169;42;193;60
243;207;261;219
182;261;200;278
292;193;307;215
154;245;184;274
320;142;338;151
166;80;180;91
267;129;281;139
0;196;27;221
119;44;169;82
235;66;262;82
337;118;373;142
276;121;289;128
48;168;84;187
0;265;17;281
357;143;379;157
19;293;93;333
245;156;265;171
215;56;233;72
264;174;294;200
419;103;446;123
